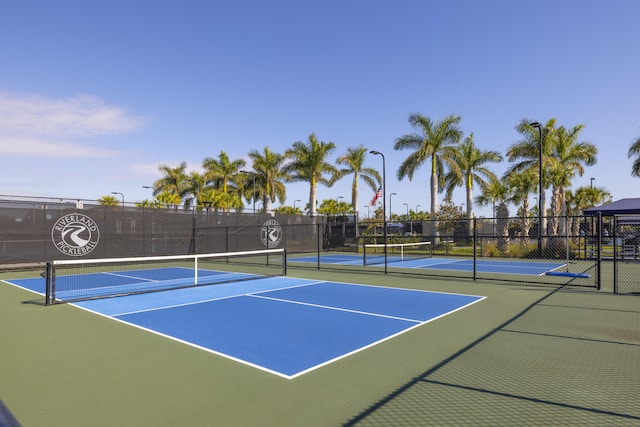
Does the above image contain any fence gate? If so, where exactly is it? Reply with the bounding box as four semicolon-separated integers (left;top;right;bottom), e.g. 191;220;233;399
613;215;640;294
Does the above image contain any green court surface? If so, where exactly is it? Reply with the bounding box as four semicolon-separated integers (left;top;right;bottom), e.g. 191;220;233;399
1;267;639;426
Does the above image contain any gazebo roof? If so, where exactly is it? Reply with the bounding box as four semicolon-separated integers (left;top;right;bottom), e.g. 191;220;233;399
584;198;640;216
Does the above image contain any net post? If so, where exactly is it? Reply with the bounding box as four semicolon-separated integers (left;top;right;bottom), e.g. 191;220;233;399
45;262;53;305
283;248;287;276
362;243;367;266
194;256;199;285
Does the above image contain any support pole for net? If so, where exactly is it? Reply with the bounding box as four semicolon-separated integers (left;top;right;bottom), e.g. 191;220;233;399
194;256;199;285
283;248;287;276
45;262;53;305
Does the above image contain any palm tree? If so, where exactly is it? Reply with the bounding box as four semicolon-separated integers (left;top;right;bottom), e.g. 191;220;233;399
476;177;512;253
505;168;538;239
628;135;640;177
442;132;503;223
331;145;381;236
567;186;612;239
394;113;462;217
182;172;206;210
98;195;120;206
202;151;246;196
506;119;556;237
248;147;288;213
546;124;597;234
154;162;189;201
156;191;182;209
284;133;338;217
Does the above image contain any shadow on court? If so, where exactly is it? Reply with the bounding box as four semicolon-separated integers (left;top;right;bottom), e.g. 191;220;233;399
344;285;640;426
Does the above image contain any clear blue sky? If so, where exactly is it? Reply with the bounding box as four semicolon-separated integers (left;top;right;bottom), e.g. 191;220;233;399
1;0;639;217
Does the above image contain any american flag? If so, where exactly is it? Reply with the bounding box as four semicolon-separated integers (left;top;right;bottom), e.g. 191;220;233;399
370;186;382;206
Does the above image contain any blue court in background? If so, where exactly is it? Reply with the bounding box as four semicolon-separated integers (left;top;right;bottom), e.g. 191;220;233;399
5;274;485;379
290;254;566;275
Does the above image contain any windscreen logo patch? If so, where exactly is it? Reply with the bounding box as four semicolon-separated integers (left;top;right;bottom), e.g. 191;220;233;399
261;219;282;248
52;213;100;256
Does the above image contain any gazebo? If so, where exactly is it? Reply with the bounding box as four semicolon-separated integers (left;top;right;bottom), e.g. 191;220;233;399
584;198;640;216
584;198;640;259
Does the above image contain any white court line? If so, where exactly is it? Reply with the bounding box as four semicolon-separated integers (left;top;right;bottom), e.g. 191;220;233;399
109;279;328;317
248;293;424;323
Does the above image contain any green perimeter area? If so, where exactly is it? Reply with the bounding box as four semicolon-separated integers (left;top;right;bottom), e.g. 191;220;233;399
1;266;639;426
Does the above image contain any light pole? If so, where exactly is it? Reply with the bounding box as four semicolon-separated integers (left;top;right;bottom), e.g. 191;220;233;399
590;177;595;188
335;196;344;226
389;193;397;220
142;186;154;203
293;199;301;212
530;122;543;257
240;170;256;213
404;202;410;234
111;192;124;213
369;150;388;273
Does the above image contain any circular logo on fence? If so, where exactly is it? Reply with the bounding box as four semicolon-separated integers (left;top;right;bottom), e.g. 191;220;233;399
261;219;282;248
51;213;100;256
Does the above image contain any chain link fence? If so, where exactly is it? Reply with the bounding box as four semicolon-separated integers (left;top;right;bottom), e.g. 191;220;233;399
613;215;640;294
315;215;602;289
1;197;636;293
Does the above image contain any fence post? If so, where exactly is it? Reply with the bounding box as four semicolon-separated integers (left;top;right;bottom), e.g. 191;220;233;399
317;223;321;270
597;212;602;290
473;218;477;281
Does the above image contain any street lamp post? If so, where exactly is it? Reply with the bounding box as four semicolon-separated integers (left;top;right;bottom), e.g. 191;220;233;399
293;199;301;212
142;186;154;204
404;202;410;234
389;193;397;220
530;122;543;257
336;196;344;216
369;150;388;274
590;177;595;188
111;192;124;213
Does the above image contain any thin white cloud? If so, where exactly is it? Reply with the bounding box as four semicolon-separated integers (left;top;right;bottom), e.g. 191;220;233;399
129;161;205;177
0;91;149;158
0;136;118;157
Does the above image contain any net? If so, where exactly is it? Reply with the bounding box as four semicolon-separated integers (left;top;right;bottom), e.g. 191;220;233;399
362;241;432;266
45;248;286;304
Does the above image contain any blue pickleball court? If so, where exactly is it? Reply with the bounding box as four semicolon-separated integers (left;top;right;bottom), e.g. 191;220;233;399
290;254;566;275
6;274;485;378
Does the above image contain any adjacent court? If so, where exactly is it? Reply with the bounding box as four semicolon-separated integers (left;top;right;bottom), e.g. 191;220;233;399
290;253;567;275
7;272;485;379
